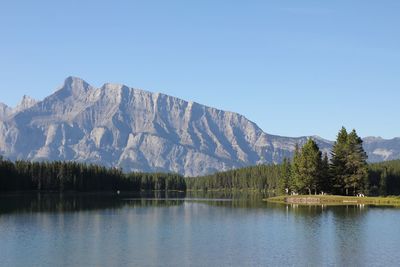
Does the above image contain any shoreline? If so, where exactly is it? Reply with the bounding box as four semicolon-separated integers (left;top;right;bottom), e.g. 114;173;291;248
266;195;400;206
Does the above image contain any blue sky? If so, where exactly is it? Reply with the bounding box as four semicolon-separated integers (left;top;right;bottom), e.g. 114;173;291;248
0;0;399;140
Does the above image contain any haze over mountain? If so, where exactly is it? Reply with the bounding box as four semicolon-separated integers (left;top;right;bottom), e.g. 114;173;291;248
0;77;398;176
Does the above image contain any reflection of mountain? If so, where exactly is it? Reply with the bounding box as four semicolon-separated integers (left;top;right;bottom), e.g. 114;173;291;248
0;77;398;176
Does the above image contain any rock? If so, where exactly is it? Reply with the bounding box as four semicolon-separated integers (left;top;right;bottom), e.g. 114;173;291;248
0;76;398;176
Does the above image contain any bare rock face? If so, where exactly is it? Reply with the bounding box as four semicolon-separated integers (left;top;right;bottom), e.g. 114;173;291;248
13;95;38;114
363;137;400;162
0;77;398;176
0;103;11;119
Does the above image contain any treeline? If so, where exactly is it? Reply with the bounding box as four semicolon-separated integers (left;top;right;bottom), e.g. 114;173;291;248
369;160;400;196
0;158;186;192
1;127;400;197
187;128;400;197
185;164;281;192
186;160;400;197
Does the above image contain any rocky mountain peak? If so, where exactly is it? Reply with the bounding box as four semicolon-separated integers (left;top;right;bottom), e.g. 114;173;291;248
14;95;37;112
54;76;92;99
363;136;384;142
0;102;10;119
0;76;399;176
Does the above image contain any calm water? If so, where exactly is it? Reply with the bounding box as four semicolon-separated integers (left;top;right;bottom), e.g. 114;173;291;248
1;192;400;267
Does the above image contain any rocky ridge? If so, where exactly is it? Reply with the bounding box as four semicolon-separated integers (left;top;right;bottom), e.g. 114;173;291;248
0;77;398;176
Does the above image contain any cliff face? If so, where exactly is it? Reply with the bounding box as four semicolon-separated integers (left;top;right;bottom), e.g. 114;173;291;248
0;77;397;176
363;137;400;162
0;103;10;119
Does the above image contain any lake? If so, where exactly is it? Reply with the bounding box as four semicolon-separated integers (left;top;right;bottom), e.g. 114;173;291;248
0;192;399;267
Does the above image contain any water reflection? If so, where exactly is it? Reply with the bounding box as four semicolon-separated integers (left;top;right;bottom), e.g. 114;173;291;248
0;192;186;214
0;192;386;216
0;192;399;266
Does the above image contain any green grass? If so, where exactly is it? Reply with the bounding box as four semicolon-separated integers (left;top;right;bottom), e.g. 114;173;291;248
266;195;400;206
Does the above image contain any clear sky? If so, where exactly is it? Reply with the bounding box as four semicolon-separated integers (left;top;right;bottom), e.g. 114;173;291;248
0;0;399;140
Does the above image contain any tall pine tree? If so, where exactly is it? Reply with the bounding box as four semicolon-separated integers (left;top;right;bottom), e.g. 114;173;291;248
318;152;331;193
292;139;322;195
330;127;348;195
331;127;369;195
277;158;291;194
344;130;368;195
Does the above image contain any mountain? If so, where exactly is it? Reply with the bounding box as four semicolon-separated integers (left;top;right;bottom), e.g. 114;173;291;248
0;102;11;119
0;95;37;119
0;77;398;176
363;137;400;162
13;95;38;114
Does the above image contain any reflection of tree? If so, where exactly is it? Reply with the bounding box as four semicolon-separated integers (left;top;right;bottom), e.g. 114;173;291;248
331;205;367;266
0;191;272;215
261;204;369;266
0;192;186;214
267;203;369;218
186;191;267;209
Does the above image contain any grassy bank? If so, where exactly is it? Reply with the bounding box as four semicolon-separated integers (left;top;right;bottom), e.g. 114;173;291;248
266;195;400;206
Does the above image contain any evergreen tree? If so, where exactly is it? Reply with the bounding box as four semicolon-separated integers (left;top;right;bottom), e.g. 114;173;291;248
277;158;291;194
344;129;368;195
291;144;301;193
292;139;322;195
330;127;348;195
379;167;388;196
318;152;331;193
331;127;369;195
